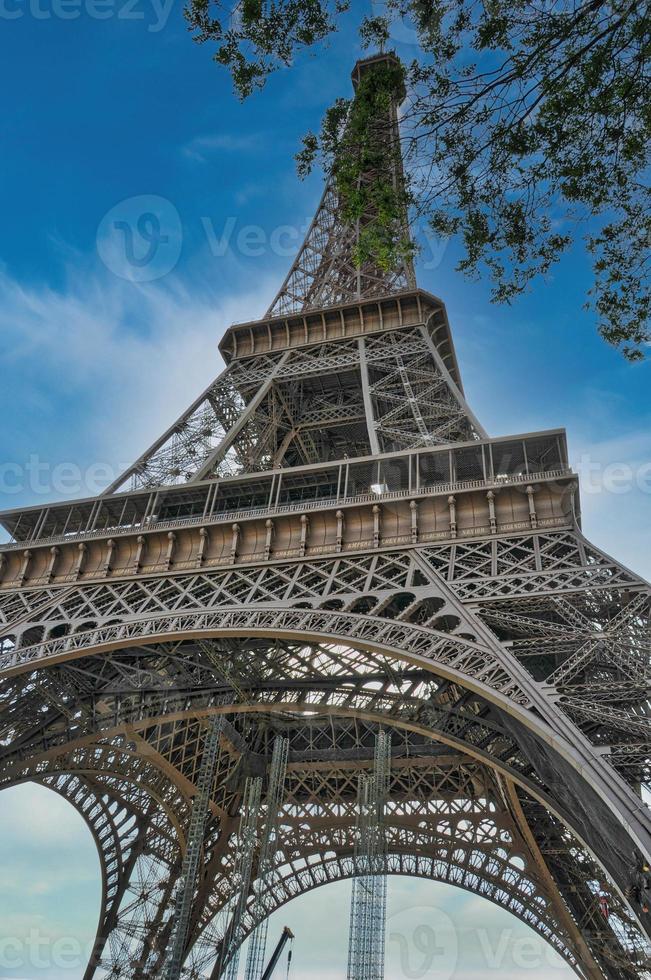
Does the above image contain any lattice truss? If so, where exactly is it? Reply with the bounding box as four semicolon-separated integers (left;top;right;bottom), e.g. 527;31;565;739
266;56;416;319
243;735;288;980
365;329;475;450
1;527;650;978
109;326;478;493
107;352;287;492
1;532;650;790
163;715;227;980
2;529;648;770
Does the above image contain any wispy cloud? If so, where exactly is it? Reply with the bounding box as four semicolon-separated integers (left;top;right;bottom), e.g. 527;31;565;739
182;132;263;163
569;427;651;581
0;261;277;497
0;784;100;979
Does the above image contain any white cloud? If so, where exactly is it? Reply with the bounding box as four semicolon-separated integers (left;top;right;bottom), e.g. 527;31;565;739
0;262;277;491
182;132;263;163
570;428;651;581
0;783;92;849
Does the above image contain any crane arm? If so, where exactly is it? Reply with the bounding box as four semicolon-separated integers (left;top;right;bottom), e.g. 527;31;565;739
260;926;294;980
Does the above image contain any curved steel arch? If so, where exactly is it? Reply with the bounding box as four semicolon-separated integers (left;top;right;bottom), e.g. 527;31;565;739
15;736;589;977
15;749;194;845
0;765;184;980
2;669;649;980
42;744;636;980
182;744;648;980
192;853;580;976
0;542;649;980
1;607;522;703
181;752;589;975
2;605;648;861
39;773;170;977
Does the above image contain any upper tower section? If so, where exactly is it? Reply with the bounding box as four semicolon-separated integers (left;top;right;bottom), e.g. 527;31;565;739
0;56;575;549
96;52;483;493
266;52;417;318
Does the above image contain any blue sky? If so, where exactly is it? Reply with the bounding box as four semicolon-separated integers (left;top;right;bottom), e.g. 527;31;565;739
0;3;649;979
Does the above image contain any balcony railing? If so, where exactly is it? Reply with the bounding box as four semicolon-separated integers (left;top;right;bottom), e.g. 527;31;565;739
0;466;572;553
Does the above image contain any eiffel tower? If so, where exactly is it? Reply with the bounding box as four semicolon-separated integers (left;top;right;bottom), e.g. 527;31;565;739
1;52;650;980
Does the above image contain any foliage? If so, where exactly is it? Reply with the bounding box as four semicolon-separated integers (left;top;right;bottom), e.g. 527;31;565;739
186;0;651;358
298;59;415;274
184;1;350;98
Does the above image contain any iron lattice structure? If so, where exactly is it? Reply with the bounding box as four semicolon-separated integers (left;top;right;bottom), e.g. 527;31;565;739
0;52;650;980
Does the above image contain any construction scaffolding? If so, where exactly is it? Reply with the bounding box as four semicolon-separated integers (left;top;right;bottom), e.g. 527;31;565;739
163;715;225;980
244;736;290;980
347;730;391;980
219;775;264;979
